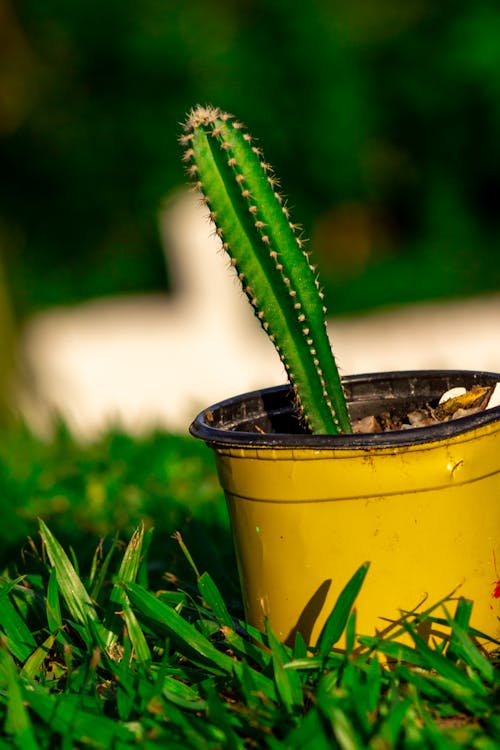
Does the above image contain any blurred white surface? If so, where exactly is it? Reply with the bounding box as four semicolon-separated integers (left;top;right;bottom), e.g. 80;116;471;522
19;191;500;438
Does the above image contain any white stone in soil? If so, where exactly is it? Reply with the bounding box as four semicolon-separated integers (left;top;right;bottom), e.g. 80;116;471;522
438;387;466;405
486;383;500;410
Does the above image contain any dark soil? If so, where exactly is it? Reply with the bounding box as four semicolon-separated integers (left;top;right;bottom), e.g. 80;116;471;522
351;384;495;433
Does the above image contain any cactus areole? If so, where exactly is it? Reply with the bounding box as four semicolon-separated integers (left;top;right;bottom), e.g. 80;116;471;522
181;105;352;435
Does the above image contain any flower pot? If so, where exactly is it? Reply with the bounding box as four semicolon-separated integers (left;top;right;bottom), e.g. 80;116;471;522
190;370;500;647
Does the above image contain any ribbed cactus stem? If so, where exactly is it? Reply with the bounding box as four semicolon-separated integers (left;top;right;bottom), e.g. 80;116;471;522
181;105;351;434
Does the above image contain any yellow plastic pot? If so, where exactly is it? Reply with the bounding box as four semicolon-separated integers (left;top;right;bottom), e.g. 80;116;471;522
191;371;500;648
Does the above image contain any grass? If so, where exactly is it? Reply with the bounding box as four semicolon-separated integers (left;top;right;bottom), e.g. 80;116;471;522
0;424;499;747
0;424;235;597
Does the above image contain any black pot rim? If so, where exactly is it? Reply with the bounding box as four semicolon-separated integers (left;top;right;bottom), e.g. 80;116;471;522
189;369;500;449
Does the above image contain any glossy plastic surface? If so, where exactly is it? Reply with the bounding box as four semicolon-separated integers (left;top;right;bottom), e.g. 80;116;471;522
191;372;500;646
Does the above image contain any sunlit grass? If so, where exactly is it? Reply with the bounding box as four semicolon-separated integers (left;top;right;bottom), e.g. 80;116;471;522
0;425;499;747
0;521;498;747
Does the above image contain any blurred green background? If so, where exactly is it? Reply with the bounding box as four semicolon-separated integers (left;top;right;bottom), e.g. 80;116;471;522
2;0;500;322
0;0;500;608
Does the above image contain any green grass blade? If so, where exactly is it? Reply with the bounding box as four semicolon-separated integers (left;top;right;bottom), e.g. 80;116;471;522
401;620;486;692
0;580;37;662
115;525;144;592
148;696;212;746
198;571;234;628
445;603;495;684
121;604;151;665
399;665;487;716
365;656;383;714
375;696;413;748
281;706;333;749
125;581;235;673
233;658;264;711
358;635;429;668
316;563;369;657
23;683;139;745
126;581;277;700
265;620;302;714
451;631;496;685
330;708;364;750
316;676;365;750
39;519;99;628
173;530;200;578
485;712;500;741
204;681;244;750
20;634;56;680
114;639;136;721
46;567;62;633
345;610;356;655
137;527;154;589
450;596;474;629
162;674;206;711
292;631;307;659
105;524;144;651
445;597;473;663
0;649;40;750
218;624;270;669
89;535;119;601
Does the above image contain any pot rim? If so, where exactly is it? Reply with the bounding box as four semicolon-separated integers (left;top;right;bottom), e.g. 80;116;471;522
189;369;500;449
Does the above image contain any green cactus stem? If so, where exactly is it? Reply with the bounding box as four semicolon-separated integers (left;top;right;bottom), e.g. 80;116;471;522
181;105;351;435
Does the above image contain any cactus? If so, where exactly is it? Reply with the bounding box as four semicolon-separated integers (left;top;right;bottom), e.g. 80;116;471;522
180;105;351;435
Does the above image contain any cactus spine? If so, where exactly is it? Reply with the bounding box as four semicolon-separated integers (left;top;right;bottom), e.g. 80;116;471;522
181;105;351;434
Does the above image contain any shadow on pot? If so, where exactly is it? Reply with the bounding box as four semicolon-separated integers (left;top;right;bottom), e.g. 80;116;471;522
191;370;500;648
